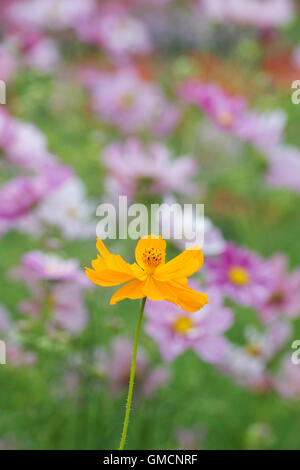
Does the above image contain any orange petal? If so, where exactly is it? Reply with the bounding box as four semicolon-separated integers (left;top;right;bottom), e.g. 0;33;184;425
154;246;204;281
87;239;137;287
176;278;189;286
96;238;111;258
167;280;209;313
142;276;178;303
110;280;145;304
85;267;134;287
105;254;135;276
130;262;147;281
91;256;105;271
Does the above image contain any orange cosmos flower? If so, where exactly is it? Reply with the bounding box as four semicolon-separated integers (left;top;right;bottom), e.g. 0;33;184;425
86;235;209;312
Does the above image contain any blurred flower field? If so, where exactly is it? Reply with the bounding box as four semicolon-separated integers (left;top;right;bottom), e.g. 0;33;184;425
1;0;300;450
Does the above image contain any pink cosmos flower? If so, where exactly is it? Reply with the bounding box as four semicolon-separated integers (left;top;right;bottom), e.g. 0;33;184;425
35;161;73;195
0;110;64;173
4;118;51;170
235;109;286;153
152;103;181;139
80;67;179;135
21;283;88;334
145;288;233;363
24;36;60;72
0;169;74;238
0;212;43;239
205;242;274;308
20;250;88;285
218;321;291;390
180;80;246;129
36;177;95;240
272;356;300;400
0;108;69;173
179;80;286;151
0;163;72;223
7;28;60;73
6;0;95;31
266;146;300;194
259;254;300;323
0;112;72;233
103;138;197;199
157;197;225;256
244;321;291;360
200;0;295;29
0;176;41;220
95;336;170;397
76;4;152;59
14;251;91;334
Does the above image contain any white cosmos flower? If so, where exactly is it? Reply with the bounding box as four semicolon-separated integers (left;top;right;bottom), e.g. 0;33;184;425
36;177;96;239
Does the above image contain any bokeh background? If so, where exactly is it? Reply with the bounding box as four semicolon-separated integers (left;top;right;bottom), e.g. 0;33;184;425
1;0;300;450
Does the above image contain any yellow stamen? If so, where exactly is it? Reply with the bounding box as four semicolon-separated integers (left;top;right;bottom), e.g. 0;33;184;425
174;316;193;334
141;247;164;273
228;266;249;286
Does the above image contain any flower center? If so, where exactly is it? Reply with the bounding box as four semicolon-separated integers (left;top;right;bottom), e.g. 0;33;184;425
67;207;78;219
120;93;135;109
228;266;249;286
45;261;58;276
217;110;234;127
45;294;56;310
268;290;285;306
141;247;164;273
246;344;261;357
174;316;194;334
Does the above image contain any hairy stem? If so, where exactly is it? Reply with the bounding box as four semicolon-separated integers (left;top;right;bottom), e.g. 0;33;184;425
119;297;147;450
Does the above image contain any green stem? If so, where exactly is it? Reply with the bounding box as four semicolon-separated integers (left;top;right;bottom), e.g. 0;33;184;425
119;297;147;450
